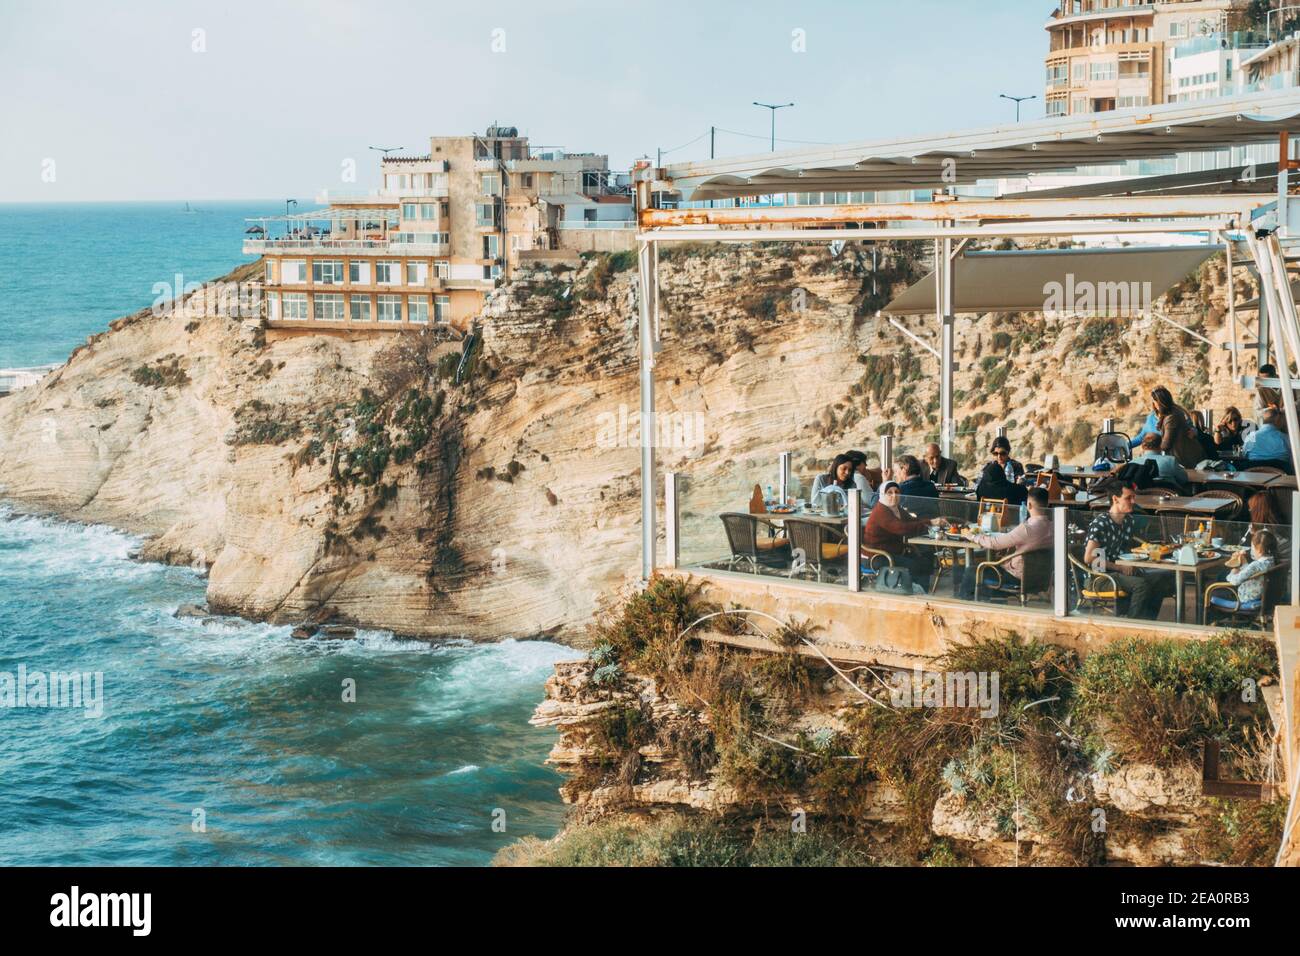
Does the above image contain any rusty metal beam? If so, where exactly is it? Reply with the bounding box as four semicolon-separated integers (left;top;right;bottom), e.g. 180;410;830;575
637;220;1236;243
1202;739;1275;800
639;195;1262;229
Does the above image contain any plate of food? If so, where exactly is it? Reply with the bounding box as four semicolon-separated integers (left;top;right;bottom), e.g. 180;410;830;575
1119;552;1141;561
769;506;795;515
1197;550;1222;560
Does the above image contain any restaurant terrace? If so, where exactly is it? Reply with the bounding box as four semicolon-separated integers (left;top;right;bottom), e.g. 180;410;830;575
629;93;1300;862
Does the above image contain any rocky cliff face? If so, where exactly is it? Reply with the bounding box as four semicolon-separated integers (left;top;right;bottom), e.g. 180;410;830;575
0;241;1254;640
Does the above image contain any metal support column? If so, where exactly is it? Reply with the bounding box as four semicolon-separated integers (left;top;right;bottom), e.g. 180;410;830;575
938;235;955;458
879;434;894;473
1225;235;1239;381
847;488;861;593
778;451;792;503
664;471;679;570
1246;234;1300;477
1053;506;1068;618
637;239;658;581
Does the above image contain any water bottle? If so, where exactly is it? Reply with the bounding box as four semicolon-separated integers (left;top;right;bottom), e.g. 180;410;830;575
765;484;774;507
1019;503;1028;525
1005;461;1015;483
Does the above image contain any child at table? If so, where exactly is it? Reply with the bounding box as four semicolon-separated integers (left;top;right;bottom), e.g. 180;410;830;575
1224;529;1278;607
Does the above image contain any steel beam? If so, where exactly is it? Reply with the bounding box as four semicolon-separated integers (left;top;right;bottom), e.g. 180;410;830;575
636;220;1237;243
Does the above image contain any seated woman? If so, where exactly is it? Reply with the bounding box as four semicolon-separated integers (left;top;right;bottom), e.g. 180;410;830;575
1214;406;1247;453
811;452;872;508
1213;529;1278;613
862;481;944;590
974;435;1027;506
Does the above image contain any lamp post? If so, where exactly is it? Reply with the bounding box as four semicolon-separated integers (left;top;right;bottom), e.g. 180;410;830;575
999;93;1037;122
753;101;794;151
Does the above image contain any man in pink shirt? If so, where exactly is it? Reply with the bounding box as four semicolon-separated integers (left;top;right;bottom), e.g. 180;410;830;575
957;486;1053;599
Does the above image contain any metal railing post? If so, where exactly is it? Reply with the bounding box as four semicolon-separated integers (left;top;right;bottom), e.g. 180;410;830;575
1292;491;1299;605
665;471;680;570
1102;417;1115;434
879;434;894;473
1199;409;1213;432
778;451;792;503
1053;506;1069;618
997;425;1007;439
847;488;861;593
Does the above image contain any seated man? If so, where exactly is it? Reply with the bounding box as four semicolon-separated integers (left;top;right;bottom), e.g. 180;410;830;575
1135;432;1190;493
894;454;939;518
921;443;964;486
1242;408;1292;470
958;486;1053;599
1082;483;1174;621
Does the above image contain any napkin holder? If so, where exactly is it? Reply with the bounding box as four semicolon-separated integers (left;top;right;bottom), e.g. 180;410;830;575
980;511;998;533
1175;543;1198;566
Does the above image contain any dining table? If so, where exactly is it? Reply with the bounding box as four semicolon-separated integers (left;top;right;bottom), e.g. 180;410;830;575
1107;547;1235;625
1185;468;1287;489
906;532;987;596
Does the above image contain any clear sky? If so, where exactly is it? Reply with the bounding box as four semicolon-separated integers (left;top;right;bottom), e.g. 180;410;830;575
0;0;1051;202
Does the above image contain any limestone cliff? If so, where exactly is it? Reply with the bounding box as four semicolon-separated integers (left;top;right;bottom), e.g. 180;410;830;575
0;241;1255;640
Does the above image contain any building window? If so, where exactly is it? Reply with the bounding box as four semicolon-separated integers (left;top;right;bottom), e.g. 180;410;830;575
312;260;344;285
349;260;370;284
1089;62;1116;82
435;260;449;280
264;259;276;283
350;295;372;322
377;294;402;322
420;203;436;219
402;203;418;219
375;261;400;285
406;261;428;285
408;296;430;324
480;172;500;196
266;291;280;320
313;293;345;321
475;202;497;227
282;260;306;284
283;292;308;320
434;295;450;325
522;173;533;189
483;234;499;259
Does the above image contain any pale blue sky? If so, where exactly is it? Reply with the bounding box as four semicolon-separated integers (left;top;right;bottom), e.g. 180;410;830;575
0;0;1051;202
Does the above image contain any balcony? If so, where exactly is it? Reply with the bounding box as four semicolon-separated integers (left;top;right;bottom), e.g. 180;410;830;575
244;237;394;255
1048;3;1154;29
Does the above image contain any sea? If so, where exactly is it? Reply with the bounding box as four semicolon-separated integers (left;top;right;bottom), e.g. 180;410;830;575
0;201;571;865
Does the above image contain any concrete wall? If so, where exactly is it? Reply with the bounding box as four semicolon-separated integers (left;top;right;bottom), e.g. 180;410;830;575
556;227;636;254
677;568;1218;669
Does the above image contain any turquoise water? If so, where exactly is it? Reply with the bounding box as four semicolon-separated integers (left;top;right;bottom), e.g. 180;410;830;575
0;203;572;865
0;201;277;368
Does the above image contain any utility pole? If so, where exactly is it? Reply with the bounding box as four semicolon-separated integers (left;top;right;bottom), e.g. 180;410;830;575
710;126;715;159
999;94;1037;122
753;102;794;151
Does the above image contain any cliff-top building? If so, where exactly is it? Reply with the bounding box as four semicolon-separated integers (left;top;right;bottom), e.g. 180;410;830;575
244;124;634;335
1044;0;1262;117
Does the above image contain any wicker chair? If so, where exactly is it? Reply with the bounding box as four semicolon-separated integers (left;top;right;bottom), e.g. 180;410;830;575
974;549;1054;606
783;518;848;582
719;512;789;573
1067;551;1128;615
1203;560;1290;630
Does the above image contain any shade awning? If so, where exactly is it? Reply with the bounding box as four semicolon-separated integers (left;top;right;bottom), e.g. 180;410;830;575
541;193;596;207
663;90;1300;201
882;245;1218;316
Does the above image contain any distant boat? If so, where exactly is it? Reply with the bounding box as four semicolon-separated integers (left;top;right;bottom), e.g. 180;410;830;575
182;202;210;215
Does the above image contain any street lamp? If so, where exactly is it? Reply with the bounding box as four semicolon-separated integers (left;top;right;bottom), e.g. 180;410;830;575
999;94;1037;122
368;145;405;157
753;101;794;151
285;198;297;216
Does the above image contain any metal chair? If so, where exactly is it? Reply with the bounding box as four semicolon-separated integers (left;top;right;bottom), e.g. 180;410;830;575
719;512;788;573
783;518;848;583
974;549;1054;606
1203;560;1290;630
1094;431;1132;464
1067;551;1128;615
